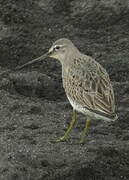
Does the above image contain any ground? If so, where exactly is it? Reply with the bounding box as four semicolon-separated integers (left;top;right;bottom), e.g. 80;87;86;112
0;0;129;180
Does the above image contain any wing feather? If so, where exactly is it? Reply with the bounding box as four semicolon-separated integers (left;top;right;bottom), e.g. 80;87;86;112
63;56;116;118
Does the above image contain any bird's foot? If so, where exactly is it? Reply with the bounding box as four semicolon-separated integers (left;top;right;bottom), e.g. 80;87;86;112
53;135;70;143
79;138;85;145
79;135;86;144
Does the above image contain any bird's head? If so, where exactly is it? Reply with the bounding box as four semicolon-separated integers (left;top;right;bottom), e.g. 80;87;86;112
48;38;78;62
15;38;79;70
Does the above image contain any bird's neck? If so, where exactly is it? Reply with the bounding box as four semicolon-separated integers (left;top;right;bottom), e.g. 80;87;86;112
62;48;81;67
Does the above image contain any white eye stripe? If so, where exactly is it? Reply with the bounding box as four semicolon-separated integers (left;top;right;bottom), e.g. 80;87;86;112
54;45;61;50
48;44;65;53
53;44;65;50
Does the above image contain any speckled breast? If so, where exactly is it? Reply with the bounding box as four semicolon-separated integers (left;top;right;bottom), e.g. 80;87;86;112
62;65;84;103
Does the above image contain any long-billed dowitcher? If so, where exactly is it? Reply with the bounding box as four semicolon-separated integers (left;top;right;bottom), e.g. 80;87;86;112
16;38;118;144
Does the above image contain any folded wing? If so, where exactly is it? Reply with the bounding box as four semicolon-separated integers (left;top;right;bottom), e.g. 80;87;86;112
64;58;116;118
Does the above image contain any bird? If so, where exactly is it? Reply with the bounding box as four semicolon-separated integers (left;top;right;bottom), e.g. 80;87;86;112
16;38;118;144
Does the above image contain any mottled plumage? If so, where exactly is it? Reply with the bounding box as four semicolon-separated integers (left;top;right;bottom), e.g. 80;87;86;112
63;54;116;120
51;38;117;121
16;38;118;143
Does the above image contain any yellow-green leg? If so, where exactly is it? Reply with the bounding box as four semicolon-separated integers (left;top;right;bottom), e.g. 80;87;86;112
80;116;90;144
55;110;77;142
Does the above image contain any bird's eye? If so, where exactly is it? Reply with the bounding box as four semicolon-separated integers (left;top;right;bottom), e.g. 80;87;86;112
54;46;60;50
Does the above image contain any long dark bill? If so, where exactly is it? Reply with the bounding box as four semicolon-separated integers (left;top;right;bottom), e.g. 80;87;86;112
15;52;50;70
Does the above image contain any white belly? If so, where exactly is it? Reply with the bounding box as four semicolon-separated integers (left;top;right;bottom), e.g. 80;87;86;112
67;96;114;121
